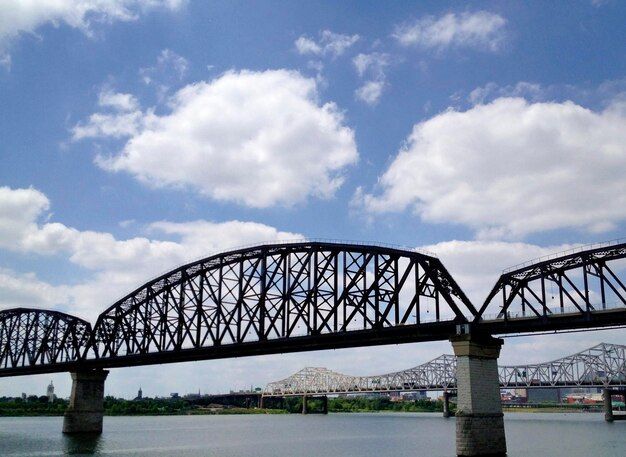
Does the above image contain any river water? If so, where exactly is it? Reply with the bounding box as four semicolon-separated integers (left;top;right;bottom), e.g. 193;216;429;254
0;412;623;457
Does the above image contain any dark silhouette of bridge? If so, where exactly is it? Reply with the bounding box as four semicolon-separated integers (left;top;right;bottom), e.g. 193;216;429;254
1;240;625;376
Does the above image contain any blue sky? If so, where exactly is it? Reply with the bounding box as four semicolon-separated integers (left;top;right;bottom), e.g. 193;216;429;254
1;0;625;399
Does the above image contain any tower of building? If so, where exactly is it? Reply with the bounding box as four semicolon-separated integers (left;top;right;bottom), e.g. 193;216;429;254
47;381;55;403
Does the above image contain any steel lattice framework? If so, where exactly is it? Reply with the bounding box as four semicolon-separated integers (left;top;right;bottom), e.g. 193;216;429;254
86;242;476;368
263;343;626;396
477;240;626;334
0;308;92;375
263;354;457;396
499;342;626;388
1;240;625;376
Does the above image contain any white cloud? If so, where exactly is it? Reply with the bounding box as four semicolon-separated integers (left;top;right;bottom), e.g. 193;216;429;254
150;220;303;254
353;53;388;78
0;186;305;321
355;80;385;105
393;11;507;52
0;0;184;68
356;97;626;239
294;36;322;55
76;70;358;208
353;53;390;105
72;88;146;139
139;49;189;98
468;81;543;105
295;30;359;58
0;186;53;251
98;89;140;111
0;268;69;310
72;110;145;139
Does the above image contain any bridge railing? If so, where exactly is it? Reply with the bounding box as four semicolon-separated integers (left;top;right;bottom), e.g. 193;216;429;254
502;238;626;273
480;301;626;322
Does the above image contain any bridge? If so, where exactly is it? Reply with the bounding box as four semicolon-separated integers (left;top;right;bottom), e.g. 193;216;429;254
262;342;626;395
1;239;625;456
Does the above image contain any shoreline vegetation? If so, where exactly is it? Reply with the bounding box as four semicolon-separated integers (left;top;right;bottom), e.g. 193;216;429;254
0;395;606;417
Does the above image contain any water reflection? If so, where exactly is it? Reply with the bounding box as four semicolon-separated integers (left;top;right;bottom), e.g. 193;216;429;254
62;433;102;455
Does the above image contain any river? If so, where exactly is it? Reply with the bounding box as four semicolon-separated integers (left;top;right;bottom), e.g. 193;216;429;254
0;412;623;456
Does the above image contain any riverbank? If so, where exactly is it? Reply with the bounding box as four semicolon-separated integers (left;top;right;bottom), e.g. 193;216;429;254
2;395;609;417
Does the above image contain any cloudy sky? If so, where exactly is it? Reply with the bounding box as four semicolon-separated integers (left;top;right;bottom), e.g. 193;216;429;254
1;0;625;399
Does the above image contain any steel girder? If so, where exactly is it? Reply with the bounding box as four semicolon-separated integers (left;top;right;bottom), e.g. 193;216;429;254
263;343;626;396
0;308;91;376
476;241;626;334
86;242;476;368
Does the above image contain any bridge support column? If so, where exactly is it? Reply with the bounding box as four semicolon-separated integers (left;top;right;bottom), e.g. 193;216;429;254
604;388;614;422
302;395;308;414
443;391;451;418
451;334;506;457
322;395;328;415
604;388;626;421
63;370;109;434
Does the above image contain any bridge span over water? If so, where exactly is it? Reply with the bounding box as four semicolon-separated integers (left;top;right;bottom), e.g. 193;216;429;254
1;239;625;455
263;342;626;396
2;240;625;376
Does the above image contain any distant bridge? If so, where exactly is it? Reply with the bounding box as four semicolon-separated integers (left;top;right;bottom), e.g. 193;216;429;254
263;342;626;396
1;240;625;376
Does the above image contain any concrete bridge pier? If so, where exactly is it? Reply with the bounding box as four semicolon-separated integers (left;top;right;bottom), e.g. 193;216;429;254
604;388;614;422
451;334;506;457
322;395;328;414
63;370;109;434
604;388;626;422
442;391;452;418
301;395;327;414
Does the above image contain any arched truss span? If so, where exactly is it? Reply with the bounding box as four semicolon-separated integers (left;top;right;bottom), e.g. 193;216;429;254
87;242;477;368
263;343;626;396
476;241;626;334
499;342;626;388
0;308;92;376
263;354;458;396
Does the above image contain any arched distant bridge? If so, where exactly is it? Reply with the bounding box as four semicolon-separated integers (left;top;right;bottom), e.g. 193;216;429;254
1;240;625;376
262;342;626;396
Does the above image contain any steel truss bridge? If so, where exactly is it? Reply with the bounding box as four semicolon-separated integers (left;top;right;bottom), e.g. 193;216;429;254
263;343;626;396
1;240;626;376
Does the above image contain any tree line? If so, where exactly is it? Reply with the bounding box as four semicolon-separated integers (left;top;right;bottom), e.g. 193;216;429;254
0;394;448;416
